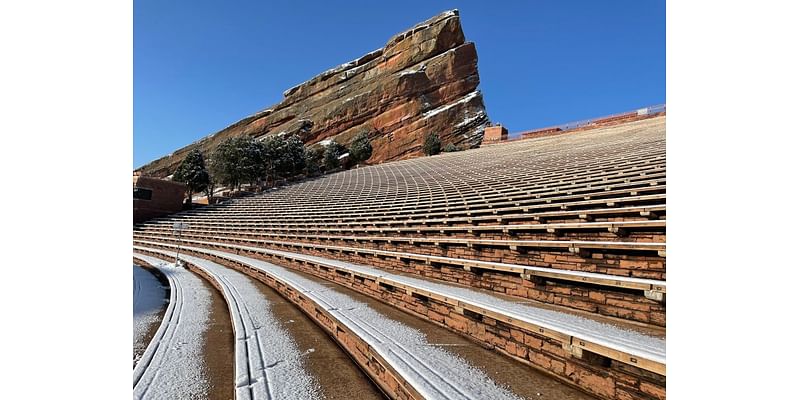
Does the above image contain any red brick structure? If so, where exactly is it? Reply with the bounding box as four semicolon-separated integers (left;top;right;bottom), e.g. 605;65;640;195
482;124;508;145
521;127;563;140
133;175;187;224
517;108;666;141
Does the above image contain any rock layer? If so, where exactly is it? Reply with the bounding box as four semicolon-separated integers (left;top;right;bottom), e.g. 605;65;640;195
138;10;490;177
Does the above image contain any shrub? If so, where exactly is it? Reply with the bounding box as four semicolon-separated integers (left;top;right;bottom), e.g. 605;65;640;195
349;131;373;164
423;132;442;156
324;140;347;171
443;143;460;153
304;146;323;176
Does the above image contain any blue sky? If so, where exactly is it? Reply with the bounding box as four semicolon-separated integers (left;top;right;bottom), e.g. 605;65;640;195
134;1;665;168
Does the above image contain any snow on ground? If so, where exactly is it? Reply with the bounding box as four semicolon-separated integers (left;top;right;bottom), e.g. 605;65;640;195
133;265;167;366
135;244;523;400
132;254;212;400
140;247;322;400
200;235;665;288
136;238;665;364
268;248;667;363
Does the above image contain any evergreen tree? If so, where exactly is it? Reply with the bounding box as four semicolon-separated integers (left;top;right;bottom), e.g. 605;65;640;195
281;134;307;177
211;136;266;191
172;149;210;203
324;140;346;171
349;131;373;164
261;134;306;184
423;132;442;156
304;146;323;176
240;137;267;186
204;169;217;201
261;135;282;184
443;143;460;152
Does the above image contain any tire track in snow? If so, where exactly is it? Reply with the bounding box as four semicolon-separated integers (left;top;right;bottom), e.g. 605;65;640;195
133;254;211;400
143;249;322;400
135;245;523;400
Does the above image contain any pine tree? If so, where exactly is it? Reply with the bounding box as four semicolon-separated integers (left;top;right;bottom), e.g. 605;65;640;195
304;146;323;176
261;135;282;184
210;136;265;191
324;140;346;171
349;131;373;164
443;143;460;152
281;135;307;177
173;149;210;203
423;132;442;156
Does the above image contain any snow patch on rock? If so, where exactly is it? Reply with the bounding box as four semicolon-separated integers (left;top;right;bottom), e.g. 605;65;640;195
422;91;480;119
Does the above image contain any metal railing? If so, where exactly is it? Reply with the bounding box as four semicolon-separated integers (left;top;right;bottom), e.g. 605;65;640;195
509;103;666;139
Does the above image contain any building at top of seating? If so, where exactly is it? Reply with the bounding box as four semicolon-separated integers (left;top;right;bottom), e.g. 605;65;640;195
133;174;187;224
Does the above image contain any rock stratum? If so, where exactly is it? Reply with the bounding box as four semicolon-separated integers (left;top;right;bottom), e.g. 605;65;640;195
137;10;490;178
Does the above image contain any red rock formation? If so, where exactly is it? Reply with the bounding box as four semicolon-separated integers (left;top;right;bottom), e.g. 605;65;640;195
137;10;490;178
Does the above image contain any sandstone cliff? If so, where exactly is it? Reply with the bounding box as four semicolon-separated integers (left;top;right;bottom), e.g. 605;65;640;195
137;10;490;177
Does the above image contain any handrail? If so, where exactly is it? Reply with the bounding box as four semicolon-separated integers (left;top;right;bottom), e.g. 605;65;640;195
510;103;666;139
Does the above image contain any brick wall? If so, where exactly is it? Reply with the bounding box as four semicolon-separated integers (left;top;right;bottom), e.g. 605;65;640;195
482;125;508;145
133;176;187;224
141;235;666;326
138;244;666;400
515;112;667;142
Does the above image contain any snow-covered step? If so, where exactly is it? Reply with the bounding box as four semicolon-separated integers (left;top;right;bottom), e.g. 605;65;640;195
133;265;167;366
134;233;667;294
135;238;666;375
132;254;211;400
134;245;525;400
140;248;322;400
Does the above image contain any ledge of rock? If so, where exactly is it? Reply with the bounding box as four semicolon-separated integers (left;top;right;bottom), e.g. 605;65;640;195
137;10;490;177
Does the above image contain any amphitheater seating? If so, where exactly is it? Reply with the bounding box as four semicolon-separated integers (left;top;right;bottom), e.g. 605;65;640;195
134;117;668;399
135;234;666;293
134;117;667;330
135;241;666;375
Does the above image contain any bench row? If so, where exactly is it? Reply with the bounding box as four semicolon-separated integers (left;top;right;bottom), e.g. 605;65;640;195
133;235;667;295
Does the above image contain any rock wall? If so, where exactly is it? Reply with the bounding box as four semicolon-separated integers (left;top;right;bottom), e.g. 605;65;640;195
138;10;490;178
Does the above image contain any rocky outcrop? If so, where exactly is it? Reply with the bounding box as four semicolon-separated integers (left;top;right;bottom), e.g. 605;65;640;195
137;10;489;177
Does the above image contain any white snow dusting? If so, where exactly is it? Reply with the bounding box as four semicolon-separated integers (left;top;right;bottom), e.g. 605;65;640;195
135;244;523;400
291;250;666;362
135;237;666;364
141;247;322;400
132;254;212;400
133;265;167;366
455;110;486;128
422;91;480;119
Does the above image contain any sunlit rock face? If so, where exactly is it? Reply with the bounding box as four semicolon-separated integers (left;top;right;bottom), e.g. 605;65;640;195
138;10;489;177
